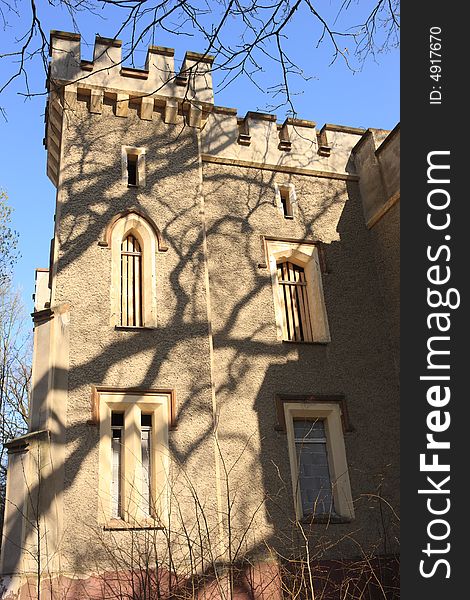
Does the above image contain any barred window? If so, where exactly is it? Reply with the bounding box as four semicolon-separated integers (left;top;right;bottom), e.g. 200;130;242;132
277;260;314;342
120;234;143;327
109;212;159;328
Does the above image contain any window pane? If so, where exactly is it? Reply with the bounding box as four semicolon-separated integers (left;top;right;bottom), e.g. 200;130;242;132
120;235;143;327
294;419;326;440
127;154;138;185
111;412;124;427
141;413;152;427
111;426;122;518
294;419;333;515
141;423;152;516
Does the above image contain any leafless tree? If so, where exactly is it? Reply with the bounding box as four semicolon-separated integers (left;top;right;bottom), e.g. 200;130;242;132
0;191;19;285
0;0;399;115
0;286;31;535
0;196;31;544
6;426;398;598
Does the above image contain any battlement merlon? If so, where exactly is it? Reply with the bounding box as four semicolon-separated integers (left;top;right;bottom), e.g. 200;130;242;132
202;112;368;176
48;30;215;104
45;30;398;187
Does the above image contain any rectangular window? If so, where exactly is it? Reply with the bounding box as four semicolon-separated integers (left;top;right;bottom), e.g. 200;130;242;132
111;411;124;518
141;413;152;516
97;390;172;526
283;401;354;521
294;419;333;515
275;184;296;219
122;146;146;188
280;188;293;218
127;153;138;186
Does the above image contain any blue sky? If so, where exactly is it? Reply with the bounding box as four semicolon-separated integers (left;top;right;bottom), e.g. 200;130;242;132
0;1;399;310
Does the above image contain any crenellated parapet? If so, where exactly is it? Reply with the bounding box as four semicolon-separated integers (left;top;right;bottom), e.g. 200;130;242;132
46;30;215;185
49;30;214;104
45;30;380;187
202;111;366;177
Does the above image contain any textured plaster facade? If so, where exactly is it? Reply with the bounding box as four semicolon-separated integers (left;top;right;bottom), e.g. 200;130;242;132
1;30;400;599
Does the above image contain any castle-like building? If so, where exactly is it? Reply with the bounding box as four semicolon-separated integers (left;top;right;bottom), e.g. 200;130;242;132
1;30;399;599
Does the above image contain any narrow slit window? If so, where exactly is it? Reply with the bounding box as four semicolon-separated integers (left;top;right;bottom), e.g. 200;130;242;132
141;413;152;516
280;188;293;218
127;153;138;186
294;419;333;516
111;411;124;519
277;260;313;342
120;234;143;327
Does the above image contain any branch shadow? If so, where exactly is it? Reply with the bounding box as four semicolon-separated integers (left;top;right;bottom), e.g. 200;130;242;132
1;96;399;598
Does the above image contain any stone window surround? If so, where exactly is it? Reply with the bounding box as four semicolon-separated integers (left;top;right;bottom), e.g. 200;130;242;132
266;239;330;343
121;146;146;187
283;400;355;522
108;212;158;328
274;183;297;219
96;389;173;528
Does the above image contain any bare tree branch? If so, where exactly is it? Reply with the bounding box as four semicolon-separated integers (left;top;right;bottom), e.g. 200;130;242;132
0;0;399;114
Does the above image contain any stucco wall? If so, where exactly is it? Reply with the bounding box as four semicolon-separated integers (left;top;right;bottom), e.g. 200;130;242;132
353;127;400;376
367;202;400;375
202;162;399;557
1;94;399;594
51;101;398;567
53;100;219;571
377;131;400;200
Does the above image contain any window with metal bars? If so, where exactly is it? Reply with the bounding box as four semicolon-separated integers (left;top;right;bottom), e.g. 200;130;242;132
294;419;333;516
120;234;143;326
277;260;314;342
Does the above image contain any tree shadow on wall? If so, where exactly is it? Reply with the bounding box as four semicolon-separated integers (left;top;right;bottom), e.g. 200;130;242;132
1;97;399;599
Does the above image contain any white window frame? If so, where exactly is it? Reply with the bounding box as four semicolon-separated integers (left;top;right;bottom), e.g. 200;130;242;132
98;391;170;526
122;146;146;187
284;401;354;521
266;239;330;343
109;213;158;328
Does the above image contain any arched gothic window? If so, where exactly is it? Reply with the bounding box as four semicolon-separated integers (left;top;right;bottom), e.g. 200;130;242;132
120;234;143;327
105;212;164;328
266;240;330;343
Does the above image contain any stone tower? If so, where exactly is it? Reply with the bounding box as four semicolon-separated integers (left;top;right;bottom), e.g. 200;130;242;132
0;30;400;599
